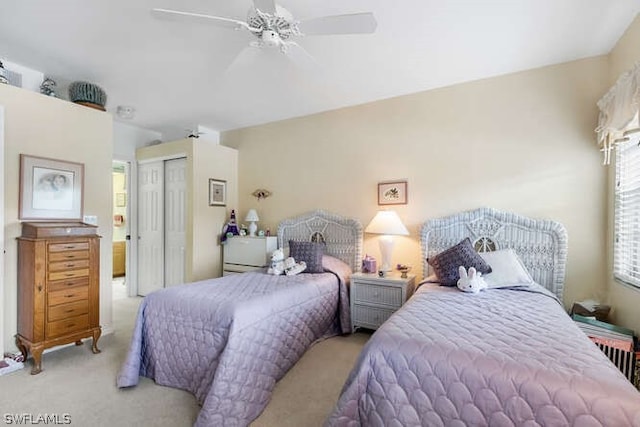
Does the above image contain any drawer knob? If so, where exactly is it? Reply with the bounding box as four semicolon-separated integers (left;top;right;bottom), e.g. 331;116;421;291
65;273;74;277
66;263;74;267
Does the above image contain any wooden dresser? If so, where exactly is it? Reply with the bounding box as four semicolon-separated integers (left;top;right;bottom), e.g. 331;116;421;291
16;222;101;374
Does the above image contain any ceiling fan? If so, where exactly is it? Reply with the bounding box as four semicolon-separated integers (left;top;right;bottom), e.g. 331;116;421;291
151;0;377;65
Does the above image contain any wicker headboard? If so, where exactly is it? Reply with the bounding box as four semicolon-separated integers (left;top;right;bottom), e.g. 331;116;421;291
278;210;363;272
420;207;568;300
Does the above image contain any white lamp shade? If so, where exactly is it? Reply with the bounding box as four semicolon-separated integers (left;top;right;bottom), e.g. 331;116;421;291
245;209;259;222
364;210;409;236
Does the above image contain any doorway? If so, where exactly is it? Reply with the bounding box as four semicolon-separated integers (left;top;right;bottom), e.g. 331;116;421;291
112;161;130;300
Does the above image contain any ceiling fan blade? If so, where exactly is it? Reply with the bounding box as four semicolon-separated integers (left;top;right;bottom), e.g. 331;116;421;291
224;45;264;77
284;43;320;73
151;8;247;30
253;0;276;14
298;12;377;36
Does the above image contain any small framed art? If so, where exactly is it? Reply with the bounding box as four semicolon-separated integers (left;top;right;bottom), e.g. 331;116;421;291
209;179;227;206
378;180;408;205
19;154;84;220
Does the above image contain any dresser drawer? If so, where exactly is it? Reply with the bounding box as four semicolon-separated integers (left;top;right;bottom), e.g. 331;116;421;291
49;268;89;281
48;286;88;306
48;277;89;292
224;237;276;267
352;305;395;329
353;283;403;307
48;300;89;322
49;250;89;262
223;263;264;275
49;242;89;252
47;314;89;338
49;259;90;272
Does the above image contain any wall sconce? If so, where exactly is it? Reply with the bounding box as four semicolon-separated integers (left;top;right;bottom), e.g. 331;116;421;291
252;189;272;201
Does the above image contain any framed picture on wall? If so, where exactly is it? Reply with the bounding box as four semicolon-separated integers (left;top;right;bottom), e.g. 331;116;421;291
19;154;84;220
378;180;408;205
209;178;227;206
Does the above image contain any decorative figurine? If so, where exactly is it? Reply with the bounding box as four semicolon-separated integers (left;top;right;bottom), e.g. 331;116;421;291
0;61;8;85
40;77;57;97
221;209;240;243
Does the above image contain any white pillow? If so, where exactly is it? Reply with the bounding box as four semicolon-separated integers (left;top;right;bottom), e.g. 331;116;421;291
478;249;533;288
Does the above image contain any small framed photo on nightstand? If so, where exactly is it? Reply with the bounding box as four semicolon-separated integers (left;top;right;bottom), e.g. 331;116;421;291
378;180;407;205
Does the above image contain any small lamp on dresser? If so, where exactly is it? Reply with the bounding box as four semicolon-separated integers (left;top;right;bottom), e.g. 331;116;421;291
245;209;260;237
365;210;409;272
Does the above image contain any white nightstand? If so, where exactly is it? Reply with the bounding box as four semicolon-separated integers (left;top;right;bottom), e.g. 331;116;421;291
350;272;416;332
222;236;278;276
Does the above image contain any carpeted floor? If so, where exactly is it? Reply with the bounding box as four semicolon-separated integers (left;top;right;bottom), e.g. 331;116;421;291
0;282;370;426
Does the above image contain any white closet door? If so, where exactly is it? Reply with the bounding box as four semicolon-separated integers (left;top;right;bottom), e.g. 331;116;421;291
164;158;187;287
137;161;164;296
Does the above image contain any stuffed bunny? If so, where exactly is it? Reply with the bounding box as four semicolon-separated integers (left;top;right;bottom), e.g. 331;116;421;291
267;249;286;275
284;257;307;276
457;266;488;294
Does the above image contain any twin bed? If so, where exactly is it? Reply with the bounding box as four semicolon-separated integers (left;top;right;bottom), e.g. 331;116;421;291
327;207;640;426
117;208;640;426
117;210;362;426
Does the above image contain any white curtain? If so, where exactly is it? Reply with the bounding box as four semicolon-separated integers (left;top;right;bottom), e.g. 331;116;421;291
596;61;640;164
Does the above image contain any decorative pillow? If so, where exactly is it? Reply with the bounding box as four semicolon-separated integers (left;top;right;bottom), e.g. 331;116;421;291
479;249;534;288
288;240;325;273
427;238;492;286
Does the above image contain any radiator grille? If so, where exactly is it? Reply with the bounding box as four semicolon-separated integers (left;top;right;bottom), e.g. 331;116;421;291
1;68;22;87
595;342;635;382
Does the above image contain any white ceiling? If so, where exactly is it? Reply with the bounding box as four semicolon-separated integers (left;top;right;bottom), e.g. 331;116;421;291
0;0;638;136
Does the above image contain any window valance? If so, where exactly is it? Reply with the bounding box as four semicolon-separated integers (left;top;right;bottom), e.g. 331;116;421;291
596;61;640;165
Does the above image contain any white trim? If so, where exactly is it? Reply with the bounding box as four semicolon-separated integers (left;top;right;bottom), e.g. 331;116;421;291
137;153;187;164
0;106;4;353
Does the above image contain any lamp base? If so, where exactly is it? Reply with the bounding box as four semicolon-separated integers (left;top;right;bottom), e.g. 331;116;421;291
249;222;257;237
378;235;395;272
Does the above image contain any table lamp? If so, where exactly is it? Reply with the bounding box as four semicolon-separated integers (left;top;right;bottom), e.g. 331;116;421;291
245;209;260;237
365;210;409;272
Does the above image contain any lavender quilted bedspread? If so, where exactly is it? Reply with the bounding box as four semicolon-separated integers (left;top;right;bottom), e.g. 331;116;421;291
117;262;350;427
327;284;640;427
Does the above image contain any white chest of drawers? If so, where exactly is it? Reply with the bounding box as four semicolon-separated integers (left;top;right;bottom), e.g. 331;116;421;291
222;236;277;276
350;272;416;332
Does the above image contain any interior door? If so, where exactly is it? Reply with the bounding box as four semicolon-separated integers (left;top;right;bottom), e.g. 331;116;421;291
164;158;187;287
137;161;164;296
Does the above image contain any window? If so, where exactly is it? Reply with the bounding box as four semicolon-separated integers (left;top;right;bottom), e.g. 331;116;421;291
614;135;640;288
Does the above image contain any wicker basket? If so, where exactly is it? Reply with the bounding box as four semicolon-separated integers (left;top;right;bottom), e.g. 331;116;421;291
68;81;107;111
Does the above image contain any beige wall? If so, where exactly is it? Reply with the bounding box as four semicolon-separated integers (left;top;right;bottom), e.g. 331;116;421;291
223;56;610;310
136;139;238;282
605;15;640;331
1;84;113;353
